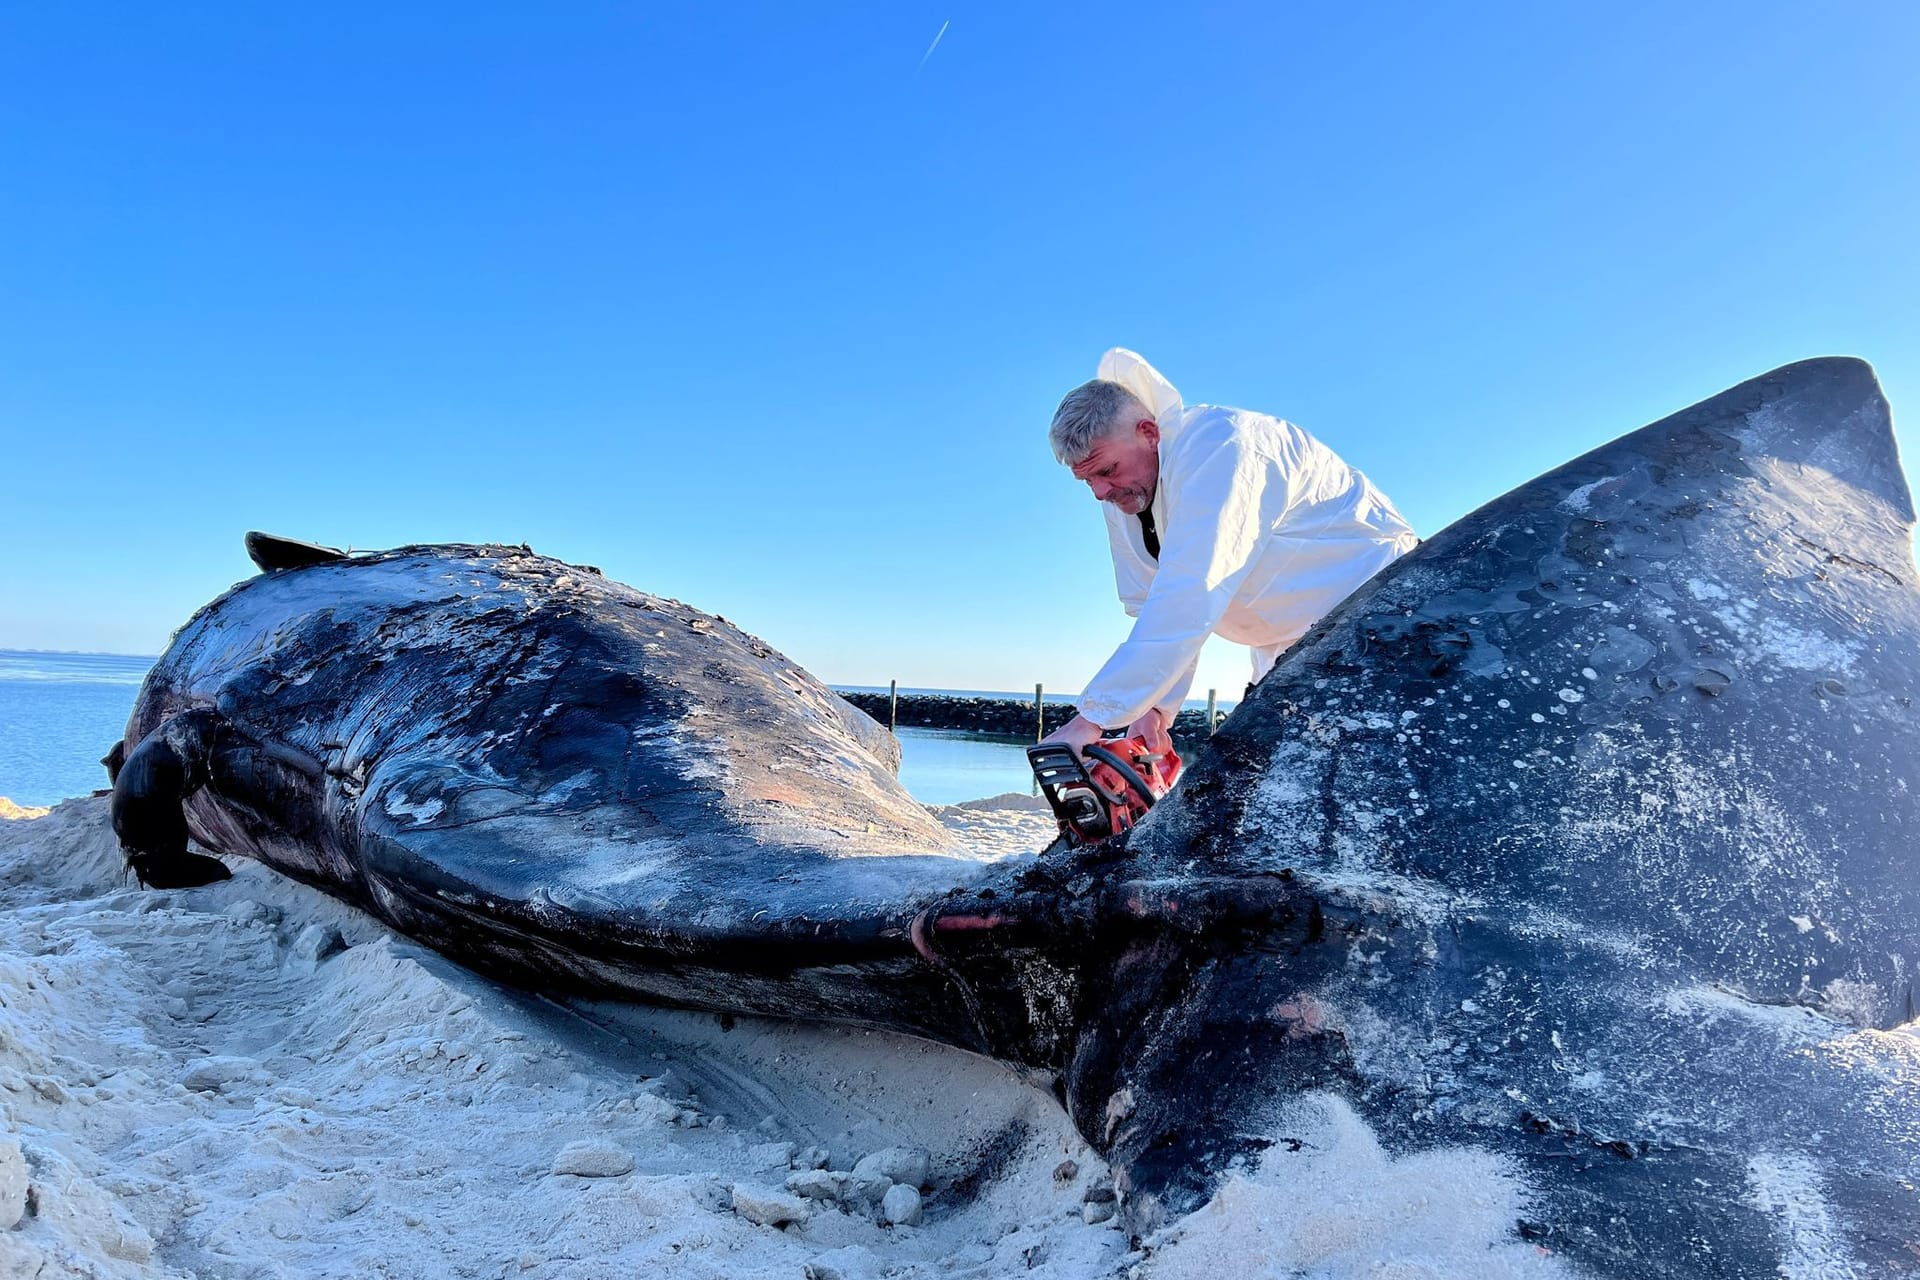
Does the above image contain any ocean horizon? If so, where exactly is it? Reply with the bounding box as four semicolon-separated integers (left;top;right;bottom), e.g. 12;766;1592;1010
3;651;1239;705
1;649;1231;809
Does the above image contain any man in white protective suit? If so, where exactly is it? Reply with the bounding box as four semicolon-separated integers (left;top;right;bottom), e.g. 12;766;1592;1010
1041;348;1419;761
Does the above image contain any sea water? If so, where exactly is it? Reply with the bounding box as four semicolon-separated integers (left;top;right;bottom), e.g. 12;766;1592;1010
883;727;1037;806
0;650;1048;809
0;651;153;808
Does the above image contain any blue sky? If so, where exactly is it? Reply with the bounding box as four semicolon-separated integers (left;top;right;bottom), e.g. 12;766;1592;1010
4;3;1916;701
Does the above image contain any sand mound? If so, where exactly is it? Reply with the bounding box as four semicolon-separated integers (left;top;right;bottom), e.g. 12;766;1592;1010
0;796;1609;1278
0;796;1138;1279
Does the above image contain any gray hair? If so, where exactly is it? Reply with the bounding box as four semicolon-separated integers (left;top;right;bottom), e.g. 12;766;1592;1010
1049;379;1149;465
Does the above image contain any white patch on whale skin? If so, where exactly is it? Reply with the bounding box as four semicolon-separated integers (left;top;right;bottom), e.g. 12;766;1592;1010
1551;732;1833;912
1818;977;1889;1030
1655;985;1839;1045
1307;868;1460;926
536;771;599;805
1744;617;1862;674
1515;909;1659;965
1695;588;1862;675
383;794;446;825
1559;477;1612;514
1746;1152;1858;1280
1138;1092;1581;1279
1238;749;1320;852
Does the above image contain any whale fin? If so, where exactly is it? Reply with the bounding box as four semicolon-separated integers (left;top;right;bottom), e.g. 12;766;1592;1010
245;531;348;573
100;738;127;786
111;710;233;889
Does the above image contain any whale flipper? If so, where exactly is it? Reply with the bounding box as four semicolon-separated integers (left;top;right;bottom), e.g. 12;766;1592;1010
111;709;233;888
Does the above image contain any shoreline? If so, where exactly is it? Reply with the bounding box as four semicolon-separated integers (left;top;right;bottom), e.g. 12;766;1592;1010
839;692;1227;746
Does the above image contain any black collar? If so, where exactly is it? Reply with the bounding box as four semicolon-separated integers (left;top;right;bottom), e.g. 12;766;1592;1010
1137;508;1160;560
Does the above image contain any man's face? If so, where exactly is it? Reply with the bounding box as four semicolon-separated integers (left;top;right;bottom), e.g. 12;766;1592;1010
1070;419;1161;516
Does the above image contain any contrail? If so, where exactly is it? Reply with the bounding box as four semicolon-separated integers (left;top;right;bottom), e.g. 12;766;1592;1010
917;19;949;73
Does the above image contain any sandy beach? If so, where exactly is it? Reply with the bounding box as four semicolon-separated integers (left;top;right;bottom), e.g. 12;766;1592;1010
0;793;1578;1280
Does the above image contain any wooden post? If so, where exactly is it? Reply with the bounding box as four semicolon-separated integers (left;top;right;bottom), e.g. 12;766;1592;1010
1207;688;1218;735
889;679;897;732
1035;683;1045;742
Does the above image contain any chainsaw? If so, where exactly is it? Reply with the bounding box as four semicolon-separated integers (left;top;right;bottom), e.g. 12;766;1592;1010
1026;733;1182;848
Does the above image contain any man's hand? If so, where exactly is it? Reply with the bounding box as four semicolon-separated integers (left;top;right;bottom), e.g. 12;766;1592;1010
1128;707;1172;755
1039;713;1106;760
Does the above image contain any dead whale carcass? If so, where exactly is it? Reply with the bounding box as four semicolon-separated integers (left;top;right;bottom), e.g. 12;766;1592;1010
110;358;1920;1276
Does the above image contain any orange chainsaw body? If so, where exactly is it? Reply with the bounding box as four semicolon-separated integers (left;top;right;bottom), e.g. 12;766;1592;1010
1026;734;1182;848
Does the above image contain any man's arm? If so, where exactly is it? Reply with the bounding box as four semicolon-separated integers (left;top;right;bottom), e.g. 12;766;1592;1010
1039;704;1172;760
1039;711;1108;758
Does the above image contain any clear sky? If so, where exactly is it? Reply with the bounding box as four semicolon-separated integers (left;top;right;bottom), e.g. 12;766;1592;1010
4;3;1916;702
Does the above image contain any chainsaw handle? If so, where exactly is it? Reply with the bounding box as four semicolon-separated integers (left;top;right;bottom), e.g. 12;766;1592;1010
1084;743;1161;812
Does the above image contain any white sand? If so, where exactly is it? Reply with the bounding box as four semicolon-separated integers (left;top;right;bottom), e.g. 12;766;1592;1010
0;796;1581;1278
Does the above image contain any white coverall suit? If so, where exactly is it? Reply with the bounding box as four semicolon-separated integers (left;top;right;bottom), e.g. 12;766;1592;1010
1075;349;1419;731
